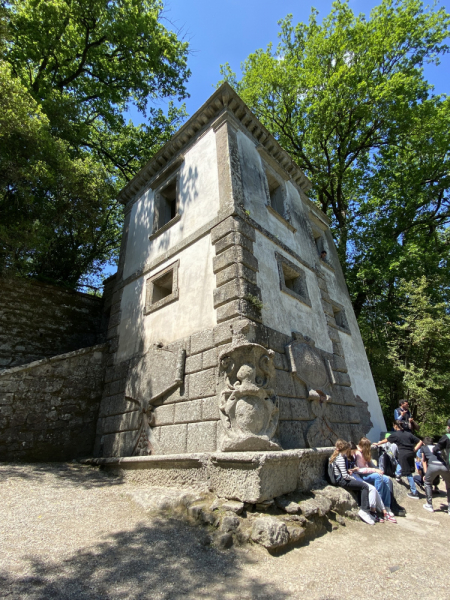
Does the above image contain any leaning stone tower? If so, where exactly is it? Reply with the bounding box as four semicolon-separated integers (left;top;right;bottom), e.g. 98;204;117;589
94;84;385;498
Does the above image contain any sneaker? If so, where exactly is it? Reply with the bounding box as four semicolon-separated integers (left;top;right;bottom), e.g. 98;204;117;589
358;509;375;525
423;503;434;513
394;507;406;517
395;476;401;482
385;513;397;523
375;514;385;523
407;492;420;500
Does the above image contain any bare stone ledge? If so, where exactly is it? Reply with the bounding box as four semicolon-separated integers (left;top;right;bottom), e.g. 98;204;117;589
83;448;334;504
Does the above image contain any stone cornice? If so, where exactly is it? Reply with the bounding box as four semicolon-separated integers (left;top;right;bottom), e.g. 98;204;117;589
118;83;313;206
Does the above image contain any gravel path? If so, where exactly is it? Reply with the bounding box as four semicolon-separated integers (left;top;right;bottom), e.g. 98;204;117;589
1;463;449;599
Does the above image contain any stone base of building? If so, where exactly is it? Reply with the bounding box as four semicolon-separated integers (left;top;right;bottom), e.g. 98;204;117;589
83;447;333;503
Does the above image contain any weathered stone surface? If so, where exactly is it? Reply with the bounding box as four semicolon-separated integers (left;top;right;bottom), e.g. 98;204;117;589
211;215;256;245
297;448;333;492
286;524;306;543
274;496;301;514
0;277;106;370
213;278;261;309
220;514;241;532
201;397;219;421
213;322;234;346
220;500;244;514
213;246;258;274
189;368;216;399
208;451;299;503
354;395;373;438
190;329;214;355
251;517;289;549
0;345;106;461
286;332;333;401
214;231;253;256
311;484;358;515
275;370;296;398
279;421;306;450
217;342;280;452
297;495;332;518
157;424;188;455
215;263;258;288
186;421;217;453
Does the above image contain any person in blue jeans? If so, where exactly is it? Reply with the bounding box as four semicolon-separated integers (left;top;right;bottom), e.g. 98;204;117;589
352;437;397;522
376;421;423;499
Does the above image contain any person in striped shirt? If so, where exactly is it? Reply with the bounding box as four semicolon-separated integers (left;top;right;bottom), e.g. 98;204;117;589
329;439;375;525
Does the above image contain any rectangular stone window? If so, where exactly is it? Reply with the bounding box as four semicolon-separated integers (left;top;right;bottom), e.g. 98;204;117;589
276;252;311;307
150;172;181;239
266;168;285;217
144;260;179;315
263;164;296;232
330;300;350;334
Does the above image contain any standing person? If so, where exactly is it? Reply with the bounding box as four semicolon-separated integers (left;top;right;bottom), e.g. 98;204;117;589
329;439;375;525
432;418;450;464
375;421;423;500
394;400;414;431
421;436;450;513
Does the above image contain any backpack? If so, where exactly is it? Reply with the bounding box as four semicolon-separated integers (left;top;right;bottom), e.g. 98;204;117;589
378;444;398;477
327;460;337;485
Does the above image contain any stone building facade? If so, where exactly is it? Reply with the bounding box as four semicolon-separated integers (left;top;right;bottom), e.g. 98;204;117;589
95;83;386;459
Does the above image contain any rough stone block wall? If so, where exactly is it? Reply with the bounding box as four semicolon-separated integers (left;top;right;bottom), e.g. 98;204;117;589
0;277;106;369
0;344;106;461
96;315;366;458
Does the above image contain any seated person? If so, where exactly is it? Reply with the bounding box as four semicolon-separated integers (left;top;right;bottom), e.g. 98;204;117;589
351;438;397;523
329;439;374;525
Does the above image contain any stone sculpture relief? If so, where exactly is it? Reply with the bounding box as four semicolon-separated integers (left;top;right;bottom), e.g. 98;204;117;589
286;332;338;448
125;344;185;455
217;342;281;452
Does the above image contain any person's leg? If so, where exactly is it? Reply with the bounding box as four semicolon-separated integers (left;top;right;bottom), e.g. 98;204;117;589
423;464;439;509
406;475;418;496
438;469;450;508
380;475;392;509
342;479;371;513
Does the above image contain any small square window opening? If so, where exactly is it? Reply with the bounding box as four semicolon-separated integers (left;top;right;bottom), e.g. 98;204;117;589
151;271;173;303
144;260;179;315
276;252;311;307
331;303;350;333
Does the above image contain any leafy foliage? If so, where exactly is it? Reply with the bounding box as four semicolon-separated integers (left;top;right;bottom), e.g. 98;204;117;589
1;0;190;286
219;0;450;432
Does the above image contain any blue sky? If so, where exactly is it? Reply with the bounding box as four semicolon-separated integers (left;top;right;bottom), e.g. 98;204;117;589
128;0;450;122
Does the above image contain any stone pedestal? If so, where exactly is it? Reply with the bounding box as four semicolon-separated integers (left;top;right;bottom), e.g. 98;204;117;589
85;447;333;503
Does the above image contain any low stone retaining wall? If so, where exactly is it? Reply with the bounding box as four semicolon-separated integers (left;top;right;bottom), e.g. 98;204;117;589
0;344;107;461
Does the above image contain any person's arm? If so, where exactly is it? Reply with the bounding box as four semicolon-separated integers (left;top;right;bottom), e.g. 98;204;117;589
414;439;423;452
422;455;427;474
376;439;388;446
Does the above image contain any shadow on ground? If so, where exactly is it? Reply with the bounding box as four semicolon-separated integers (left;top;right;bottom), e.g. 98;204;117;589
0;517;286;600
0;462;124;489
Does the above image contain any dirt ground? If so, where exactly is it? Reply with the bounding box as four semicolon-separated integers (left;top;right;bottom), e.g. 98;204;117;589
1;463;449;600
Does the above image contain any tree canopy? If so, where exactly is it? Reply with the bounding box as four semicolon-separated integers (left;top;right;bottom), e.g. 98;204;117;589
219;0;450;433
0;0;190;287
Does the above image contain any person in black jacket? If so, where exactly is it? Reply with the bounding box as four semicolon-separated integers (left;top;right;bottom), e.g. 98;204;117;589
375;421;423;500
